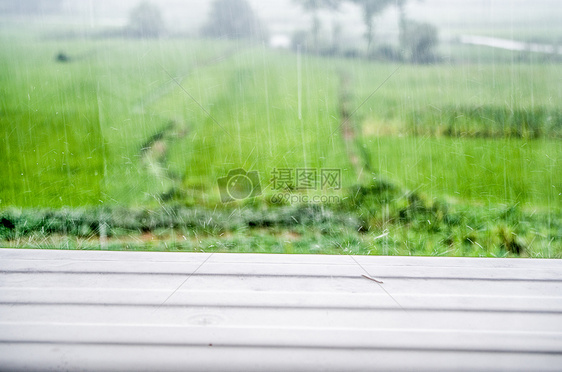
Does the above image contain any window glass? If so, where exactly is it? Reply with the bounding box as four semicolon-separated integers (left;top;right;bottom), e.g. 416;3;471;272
1;0;560;256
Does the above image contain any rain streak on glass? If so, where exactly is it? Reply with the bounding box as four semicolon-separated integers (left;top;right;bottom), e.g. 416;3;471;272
0;0;560;257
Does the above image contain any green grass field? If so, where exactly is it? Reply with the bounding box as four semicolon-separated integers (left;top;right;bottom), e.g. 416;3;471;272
1;29;561;257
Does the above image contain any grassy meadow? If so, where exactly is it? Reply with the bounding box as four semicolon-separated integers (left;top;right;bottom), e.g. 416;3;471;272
1;29;561;257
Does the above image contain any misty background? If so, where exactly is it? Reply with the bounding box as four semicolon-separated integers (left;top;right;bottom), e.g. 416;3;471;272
1;0;561;45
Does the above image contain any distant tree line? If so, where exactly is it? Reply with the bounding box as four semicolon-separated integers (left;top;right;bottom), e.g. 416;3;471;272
294;0;439;63
88;0;436;64
197;0;438;63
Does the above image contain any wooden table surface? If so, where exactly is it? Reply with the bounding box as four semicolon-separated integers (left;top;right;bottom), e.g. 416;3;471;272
0;248;561;371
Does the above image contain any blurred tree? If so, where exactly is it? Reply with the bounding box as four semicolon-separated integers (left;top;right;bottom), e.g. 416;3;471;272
394;0;423;52
331;20;343;51
127;1;164;38
395;0;408;49
402;21;438;63
294;0;341;51
202;0;265;40
350;0;393;50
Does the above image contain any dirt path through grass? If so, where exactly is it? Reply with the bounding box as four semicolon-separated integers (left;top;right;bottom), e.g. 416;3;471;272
136;47;243;200
338;72;373;183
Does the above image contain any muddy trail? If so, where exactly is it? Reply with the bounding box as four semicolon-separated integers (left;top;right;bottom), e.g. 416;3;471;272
338;72;373;183
137;47;242;201
140;52;377;202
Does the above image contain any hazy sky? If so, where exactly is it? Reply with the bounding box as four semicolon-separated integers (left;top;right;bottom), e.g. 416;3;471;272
5;0;561;42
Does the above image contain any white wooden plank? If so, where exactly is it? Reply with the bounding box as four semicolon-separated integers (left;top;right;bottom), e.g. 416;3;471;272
1;288;561;313
2;273;561;300
1;272;560;297
1;324;561;354
207;252;562;269
0;260;207;274
1;249;561;371
0;272;189;290
1;344;560;372
2;251;560;280
3;249;562;269
0;248;213;262
2;260;561;281
352;255;562;269
376;278;562;297
1;304;561;332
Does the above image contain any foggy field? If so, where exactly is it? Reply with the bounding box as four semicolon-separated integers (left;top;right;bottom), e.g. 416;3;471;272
2;34;561;208
1;5;561;258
